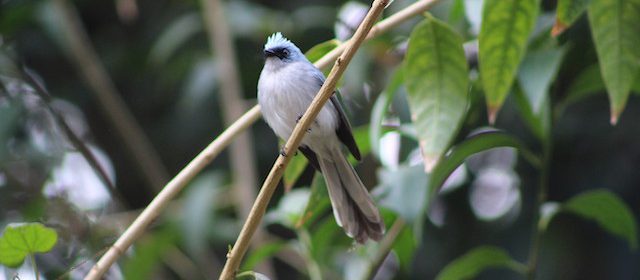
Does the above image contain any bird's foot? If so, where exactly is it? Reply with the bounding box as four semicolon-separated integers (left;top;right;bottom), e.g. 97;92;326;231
280;148;298;157
295;115;312;133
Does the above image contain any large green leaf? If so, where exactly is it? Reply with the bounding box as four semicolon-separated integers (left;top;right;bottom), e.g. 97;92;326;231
564;189;638;250
479;0;539;123
404;14;469;172
552;0;592;36
242;241;286;271
429;130;540;198
378;164;429;222
265;188;310;228
435;246;525;280
0;223;58;267
392;220;417;273
298;174;331;229
588;0;640;124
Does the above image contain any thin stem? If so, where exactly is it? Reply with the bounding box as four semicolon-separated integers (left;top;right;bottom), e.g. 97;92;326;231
30;254;40;280
362;218;406;280
526;136;552;280
218;0;390;278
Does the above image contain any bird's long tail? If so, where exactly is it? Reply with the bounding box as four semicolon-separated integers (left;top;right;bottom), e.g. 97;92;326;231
318;148;385;243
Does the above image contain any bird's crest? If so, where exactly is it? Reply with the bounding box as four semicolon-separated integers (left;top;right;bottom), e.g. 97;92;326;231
264;32;293;50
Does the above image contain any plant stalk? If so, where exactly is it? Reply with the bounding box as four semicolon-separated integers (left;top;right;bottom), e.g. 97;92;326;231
30;254;40;280
526;134;552;280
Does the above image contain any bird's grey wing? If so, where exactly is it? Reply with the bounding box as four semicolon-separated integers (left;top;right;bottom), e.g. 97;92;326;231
311;69;362;161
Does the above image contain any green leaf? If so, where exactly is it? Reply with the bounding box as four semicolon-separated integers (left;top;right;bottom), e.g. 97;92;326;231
283;154;308;191
0;223;58;268
404;14;469;172
392;218;418;273
305;39;340;63
479;0;539;122
513;86;551;141
351;125;371;163
236;271;271;280
436;246;525;280
563;189;638;249
588;0;640;124
309;215;350;263
553;0;592;36
449;0;466;23
242;242;286;271
564;64;606;104
378;164;429;222
265;188;310;228
298;173;331;228
429;130;540;198
123;226;179;280
517;47;565;113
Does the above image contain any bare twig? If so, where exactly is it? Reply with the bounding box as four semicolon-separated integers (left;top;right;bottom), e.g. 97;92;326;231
83;1;439;278
362;218;406;280
52;0;169;191
200;0;274;276
84;106;261;280
218;0;390;278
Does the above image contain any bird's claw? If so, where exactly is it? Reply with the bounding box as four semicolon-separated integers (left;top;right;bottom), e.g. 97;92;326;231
296;115;312;133
280;148;299;157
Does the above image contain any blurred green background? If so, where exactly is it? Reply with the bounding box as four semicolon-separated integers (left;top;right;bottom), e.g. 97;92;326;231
0;0;639;279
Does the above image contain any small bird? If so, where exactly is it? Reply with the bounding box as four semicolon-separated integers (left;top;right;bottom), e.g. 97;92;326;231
258;32;385;243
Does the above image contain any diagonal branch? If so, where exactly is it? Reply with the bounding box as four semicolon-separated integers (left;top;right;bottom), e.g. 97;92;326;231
218;0;390;278
83;1;440;279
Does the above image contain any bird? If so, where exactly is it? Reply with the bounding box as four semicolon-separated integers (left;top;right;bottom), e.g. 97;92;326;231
257;32;385;243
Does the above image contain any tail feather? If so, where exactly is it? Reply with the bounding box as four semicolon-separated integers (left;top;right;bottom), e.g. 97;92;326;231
318;149;385;243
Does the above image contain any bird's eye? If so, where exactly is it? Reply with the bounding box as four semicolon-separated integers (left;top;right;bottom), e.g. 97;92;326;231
282;49;290;57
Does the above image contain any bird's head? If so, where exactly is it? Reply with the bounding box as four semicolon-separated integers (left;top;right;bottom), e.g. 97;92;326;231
263;32;305;67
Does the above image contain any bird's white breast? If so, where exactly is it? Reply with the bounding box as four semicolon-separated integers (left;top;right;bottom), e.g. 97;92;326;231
258;61;339;151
